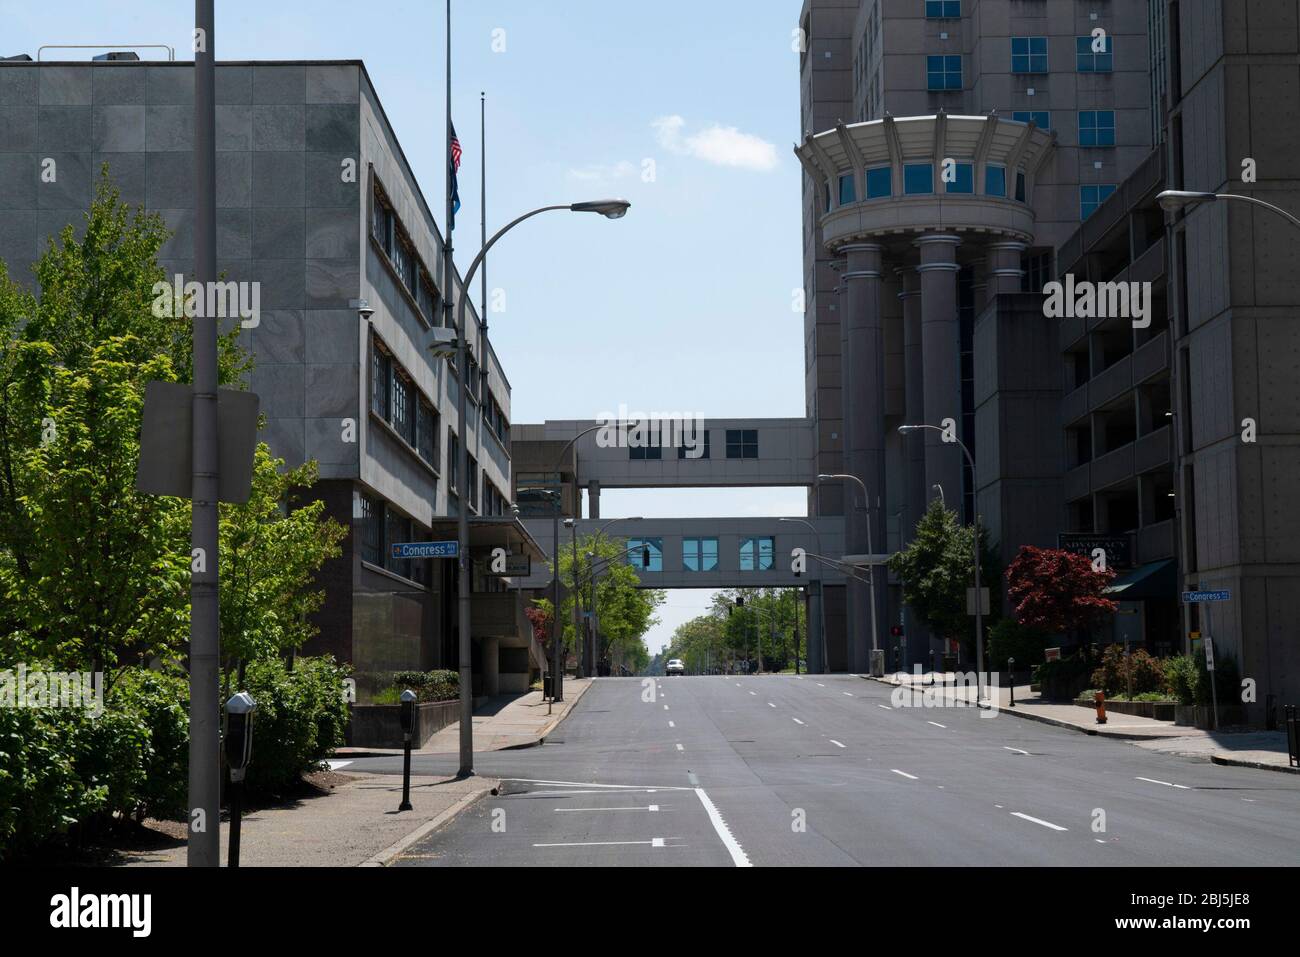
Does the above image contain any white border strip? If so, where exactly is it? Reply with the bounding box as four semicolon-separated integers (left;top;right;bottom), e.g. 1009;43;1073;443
695;788;752;867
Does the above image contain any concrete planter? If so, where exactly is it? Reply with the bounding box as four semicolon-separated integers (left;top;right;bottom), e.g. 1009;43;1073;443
1074;698;1178;721
1174;704;1247;729
349;699;459;749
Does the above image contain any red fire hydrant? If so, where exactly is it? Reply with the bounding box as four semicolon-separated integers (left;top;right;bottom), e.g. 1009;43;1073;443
1094;690;1107;724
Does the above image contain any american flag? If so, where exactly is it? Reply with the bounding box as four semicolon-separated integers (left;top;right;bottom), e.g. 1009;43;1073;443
449;122;462;227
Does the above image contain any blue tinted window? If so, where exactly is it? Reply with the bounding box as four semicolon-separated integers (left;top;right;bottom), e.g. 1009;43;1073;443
866;166;892;198
683;538;719;572
945;162;974;193
904;163;934;194
839;173;856;205
1077;35;1113;72
628;537;663;572
984;165;1006;197
1078;110;1116;147
1015;171;1026;202
1012;110;1050;130
1080;184;1117;219
1011;37;1047;73
925;0;960;16
740;537;775;572
927;55;961;90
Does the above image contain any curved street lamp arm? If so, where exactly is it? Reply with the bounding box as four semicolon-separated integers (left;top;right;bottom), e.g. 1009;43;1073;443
454;205;571;336
1215;193;1300;231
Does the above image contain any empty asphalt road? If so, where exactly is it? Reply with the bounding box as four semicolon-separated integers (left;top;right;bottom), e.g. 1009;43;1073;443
343;675;1300;866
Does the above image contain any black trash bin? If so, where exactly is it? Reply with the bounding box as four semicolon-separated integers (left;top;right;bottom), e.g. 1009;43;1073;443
543;674;554;699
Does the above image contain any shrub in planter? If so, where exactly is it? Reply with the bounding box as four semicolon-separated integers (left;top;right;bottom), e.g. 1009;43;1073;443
239;656;350;796
1032;654;1093;699
389;669;458;703
1163;655;1198;705
1090;644;1165;697
987;619;1049;670
106;668;189;821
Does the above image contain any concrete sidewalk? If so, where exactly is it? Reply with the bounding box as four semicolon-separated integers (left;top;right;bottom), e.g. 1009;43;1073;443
338;677;594;757
866;671;1298;774
117;773;494;867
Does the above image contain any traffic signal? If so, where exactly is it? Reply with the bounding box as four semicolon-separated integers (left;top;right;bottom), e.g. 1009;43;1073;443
890;624;904;638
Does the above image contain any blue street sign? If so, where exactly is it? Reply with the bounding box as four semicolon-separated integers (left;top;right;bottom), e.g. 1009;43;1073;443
1182;589;1231;603
391;541;458;560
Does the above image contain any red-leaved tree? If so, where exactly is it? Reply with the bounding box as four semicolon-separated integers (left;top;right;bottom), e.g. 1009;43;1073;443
524;604;553;652
1005;546;1117;637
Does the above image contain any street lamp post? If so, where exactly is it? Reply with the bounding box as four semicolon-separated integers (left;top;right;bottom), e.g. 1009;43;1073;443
779;517;828;675
817;473;881;671
439;199;629;777
898;424;985;701
1156;189;1300;229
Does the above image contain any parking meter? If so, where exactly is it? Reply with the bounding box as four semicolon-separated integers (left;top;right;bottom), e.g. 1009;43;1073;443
398;689;417;811
1008;657;1016;708
224;691;256;867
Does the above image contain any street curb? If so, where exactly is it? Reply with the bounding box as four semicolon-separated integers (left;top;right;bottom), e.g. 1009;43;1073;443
358;782;495;867
525;677;595;746
1210;754;1300;775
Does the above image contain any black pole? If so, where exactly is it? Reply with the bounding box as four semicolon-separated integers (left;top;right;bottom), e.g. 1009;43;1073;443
399;735;413;811
227;780;241;867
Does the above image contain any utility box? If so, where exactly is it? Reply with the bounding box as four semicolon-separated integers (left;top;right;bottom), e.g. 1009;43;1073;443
870;649;885;677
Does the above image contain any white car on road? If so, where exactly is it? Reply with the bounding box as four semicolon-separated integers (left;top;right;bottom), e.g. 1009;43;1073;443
665;658;686;675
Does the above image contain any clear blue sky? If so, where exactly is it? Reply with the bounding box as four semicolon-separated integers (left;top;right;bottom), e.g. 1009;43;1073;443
2;0;811;653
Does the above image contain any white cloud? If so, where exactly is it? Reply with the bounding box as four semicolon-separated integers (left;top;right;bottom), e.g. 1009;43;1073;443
652;115;779;172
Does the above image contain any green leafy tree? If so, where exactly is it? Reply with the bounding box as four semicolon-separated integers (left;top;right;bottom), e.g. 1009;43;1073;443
0;176;245;679
888;498;998;657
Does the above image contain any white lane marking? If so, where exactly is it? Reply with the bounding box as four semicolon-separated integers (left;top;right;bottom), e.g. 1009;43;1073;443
664;704;670;710
1136;776;1189;790
749;691;757;696
326;760;353;770
767;702;776;708
1095;839;1107;844
890;769;918;780
994;804;1004;809
668;720;675;728
796;676;803;679
736;683;742;687
817;683;825;687
695;788;751;867
675;743;684;751
829;739;846;748
1004;746;1030;755
534;839;665;848
792;717;805;725
554;805;662;813
1011;812;1068;831
927;721;947;729
842;692;854;697
502;778;691;791
878;704;892;710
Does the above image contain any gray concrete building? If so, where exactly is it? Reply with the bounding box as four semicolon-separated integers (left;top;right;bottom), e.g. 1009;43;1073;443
0;56;545;702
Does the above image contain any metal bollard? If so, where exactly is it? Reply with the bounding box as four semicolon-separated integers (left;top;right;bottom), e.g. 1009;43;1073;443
1008;657;1016;708
1094;690;1107;724
398;689;416;811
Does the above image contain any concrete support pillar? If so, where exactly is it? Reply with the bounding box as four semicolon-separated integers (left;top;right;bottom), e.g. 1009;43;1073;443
915;233;964;519
986;241;1026;303
481;636;500;696
970;256;989;312
898;266;930;670
842;242;887;674
587;479;600;519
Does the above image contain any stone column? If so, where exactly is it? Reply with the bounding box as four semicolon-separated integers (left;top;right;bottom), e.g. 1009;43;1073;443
985;240;1026;305
587;479;600;519
915;234;963;517
841;242;887;674
898;266;930;670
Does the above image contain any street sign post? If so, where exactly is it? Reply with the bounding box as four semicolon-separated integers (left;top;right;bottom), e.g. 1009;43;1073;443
391;541;459;560
1204;635;1219;731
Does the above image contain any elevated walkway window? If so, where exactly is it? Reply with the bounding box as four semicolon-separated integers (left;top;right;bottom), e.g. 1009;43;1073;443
628;538;663;572
683;538;719;572
740;536;775;571
677;430;710;459
725;429;758;459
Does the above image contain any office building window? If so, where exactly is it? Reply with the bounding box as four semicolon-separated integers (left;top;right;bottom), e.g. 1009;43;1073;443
866;166;891;198
904;163;934;194
628;538;663;572
925;0;960;17
1078;110;1116;147
985;164;1007;197
1077;35;1113;72
371;187;394;258
1011;37;1048;74
1015;170;1026;202
417;274;438;326
839;173;856;205
677;429;711;459
360;495;383;565
927;55;962;91
630;442;662;460
1080;184;1117;220
391;370;414;445
1012;110;1050;130
385;507;412;579
945;161;974;193
725;429;759;459
740;536;775;571
1021;251;1052;293
416;399;438;466
683;538;719;572
370;344;391;420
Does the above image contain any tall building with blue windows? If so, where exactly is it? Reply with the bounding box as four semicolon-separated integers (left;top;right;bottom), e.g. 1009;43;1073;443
797;0;1160;672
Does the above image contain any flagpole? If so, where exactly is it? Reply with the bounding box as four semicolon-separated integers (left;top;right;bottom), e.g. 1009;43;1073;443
446;0;474;778
478;91;487;502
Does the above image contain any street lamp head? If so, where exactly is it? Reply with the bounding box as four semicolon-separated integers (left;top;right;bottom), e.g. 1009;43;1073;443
898;424;920;434
570;199;631;219
1156;189;1218;213
816;473;834;482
